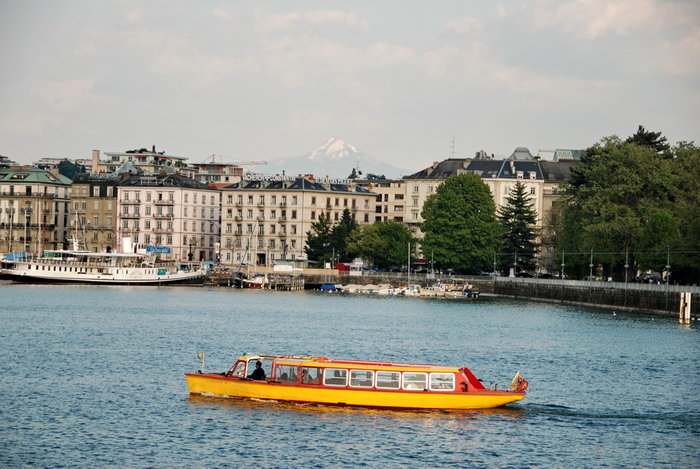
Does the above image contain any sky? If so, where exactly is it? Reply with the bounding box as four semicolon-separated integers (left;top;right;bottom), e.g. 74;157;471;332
1;0;698;172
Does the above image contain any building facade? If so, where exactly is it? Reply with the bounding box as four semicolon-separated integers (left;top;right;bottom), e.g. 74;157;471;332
0;168;71;254
70;173;120;252
220;175;376;266
115;174;220;262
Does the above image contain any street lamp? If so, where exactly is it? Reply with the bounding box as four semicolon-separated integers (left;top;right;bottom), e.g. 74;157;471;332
561;251;566;280
589;249;593;280
665;245;671;285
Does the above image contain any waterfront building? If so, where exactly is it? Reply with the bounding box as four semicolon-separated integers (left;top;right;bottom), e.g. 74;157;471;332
403;148;579;239
115;174;220;262
0;168;71;254
220;175;376;266
70;173;120;252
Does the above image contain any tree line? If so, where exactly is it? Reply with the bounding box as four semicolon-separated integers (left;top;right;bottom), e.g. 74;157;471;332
305;126;700;284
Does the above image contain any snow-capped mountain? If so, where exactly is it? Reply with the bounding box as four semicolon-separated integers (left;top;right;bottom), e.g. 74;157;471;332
261;137;405;179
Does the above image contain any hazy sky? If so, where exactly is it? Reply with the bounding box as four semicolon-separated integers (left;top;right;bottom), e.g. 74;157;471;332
1;0;698;171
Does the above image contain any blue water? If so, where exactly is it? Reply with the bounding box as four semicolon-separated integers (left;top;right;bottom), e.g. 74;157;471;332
0;285;698;468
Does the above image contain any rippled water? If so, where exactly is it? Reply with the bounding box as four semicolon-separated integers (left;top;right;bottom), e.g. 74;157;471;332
0;285;698;468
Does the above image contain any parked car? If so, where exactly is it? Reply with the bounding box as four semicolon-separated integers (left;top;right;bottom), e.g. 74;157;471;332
516;271;533;278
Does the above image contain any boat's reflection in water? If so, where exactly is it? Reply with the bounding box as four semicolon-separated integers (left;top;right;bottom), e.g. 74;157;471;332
186;393;525;426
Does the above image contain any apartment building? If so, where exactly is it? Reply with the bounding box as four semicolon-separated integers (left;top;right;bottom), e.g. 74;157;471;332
70;173;120;252
0;168;71;253
116;174;220;262
352;177;407;223
220;175;376;266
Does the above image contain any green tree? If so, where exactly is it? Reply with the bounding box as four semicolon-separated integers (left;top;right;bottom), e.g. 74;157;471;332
420;173;500;272
669;141;700;283
330;208;359;262
304;212;333;264
498;181;539;272
636;209;680;273
347;220;416;269
626;125;671;157
561;135;680;278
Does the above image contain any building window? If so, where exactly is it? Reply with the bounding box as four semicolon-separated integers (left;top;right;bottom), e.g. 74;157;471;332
530;187;536;195
311;211;316;220
292;196;297;205
413;185;419;193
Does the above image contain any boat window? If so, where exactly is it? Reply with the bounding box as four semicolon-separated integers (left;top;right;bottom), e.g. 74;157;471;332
323;369;347;386
429;373;455;391
274;365;297;383
349;370;374;388
230;361;246;378
375;371;400;389
402;372;427;390
301;367;322;384
247;358;272;379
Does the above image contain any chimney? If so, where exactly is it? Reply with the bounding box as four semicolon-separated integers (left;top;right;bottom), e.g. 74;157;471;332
92;149;100;174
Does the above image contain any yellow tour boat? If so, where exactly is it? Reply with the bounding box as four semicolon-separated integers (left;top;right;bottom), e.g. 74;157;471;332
185;354;528;410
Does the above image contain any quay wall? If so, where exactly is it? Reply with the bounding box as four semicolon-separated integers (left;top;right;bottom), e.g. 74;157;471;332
304;273;699;316
211;267;699;316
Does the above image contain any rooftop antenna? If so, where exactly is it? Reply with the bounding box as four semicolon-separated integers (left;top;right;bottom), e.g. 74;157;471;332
451;137;455;158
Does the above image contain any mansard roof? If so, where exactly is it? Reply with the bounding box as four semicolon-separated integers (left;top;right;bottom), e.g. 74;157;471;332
222;176;374;195
509;147;535;160
0;168;71;185
118;173;216;190
552;149;584;161
403;158;469;179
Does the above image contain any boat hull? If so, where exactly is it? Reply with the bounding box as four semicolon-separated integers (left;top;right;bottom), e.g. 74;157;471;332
0;269;205;285
185;373;525;410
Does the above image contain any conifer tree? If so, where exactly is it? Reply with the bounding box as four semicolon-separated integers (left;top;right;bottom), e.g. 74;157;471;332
304;212;333;264
498;181;539;272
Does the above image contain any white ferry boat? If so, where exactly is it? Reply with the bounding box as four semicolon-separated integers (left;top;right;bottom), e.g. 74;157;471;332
1;237;205;285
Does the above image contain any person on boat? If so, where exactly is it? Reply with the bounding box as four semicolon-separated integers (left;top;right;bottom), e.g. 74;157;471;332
249;361;266;380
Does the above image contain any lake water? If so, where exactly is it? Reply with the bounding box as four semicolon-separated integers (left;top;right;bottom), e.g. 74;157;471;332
1;285;698;468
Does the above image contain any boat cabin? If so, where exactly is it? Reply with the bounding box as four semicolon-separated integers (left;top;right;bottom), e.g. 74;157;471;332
227;355;487;392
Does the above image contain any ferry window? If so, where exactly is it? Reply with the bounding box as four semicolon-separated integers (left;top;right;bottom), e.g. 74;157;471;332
301;367;322;384
375;371;400;389
247;358;272;379
429;373;455;391
323;369;347;386
350;370;374;388
402;372;427;390
231;362;246;378
274;365;297;383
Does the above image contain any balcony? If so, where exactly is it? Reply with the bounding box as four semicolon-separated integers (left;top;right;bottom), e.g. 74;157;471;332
279;202;287;207
278;217;288;222
234;216;243;221
154;199;174;205
121;213;140;219
121;199;141;205
153;213;173;219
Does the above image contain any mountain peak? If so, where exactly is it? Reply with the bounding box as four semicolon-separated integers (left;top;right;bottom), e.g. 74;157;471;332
308;137;360;161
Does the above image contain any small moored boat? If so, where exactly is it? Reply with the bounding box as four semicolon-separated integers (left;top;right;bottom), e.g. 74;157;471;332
185;354;528;410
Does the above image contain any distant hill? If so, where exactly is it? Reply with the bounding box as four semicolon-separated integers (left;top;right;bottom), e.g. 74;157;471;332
258;137;406;179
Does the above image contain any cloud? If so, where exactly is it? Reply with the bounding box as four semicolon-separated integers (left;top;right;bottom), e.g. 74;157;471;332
254;9;369;32
122;30;258;85
662;26;700;75
37;78;98;111
527;0;698;40
444;17;480;34
212;8;233;22
124;8;143;25
261;36;415;88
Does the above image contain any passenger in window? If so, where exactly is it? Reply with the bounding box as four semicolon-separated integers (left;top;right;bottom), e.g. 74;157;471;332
249;361;266;380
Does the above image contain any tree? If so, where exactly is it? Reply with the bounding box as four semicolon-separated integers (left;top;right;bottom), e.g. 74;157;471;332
420;173;500;272
561;136;680;278
498;181;539;272
347;220;416;269
625;125;671;157
668;141;700;283
304;212;333;265
330;208;358;263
